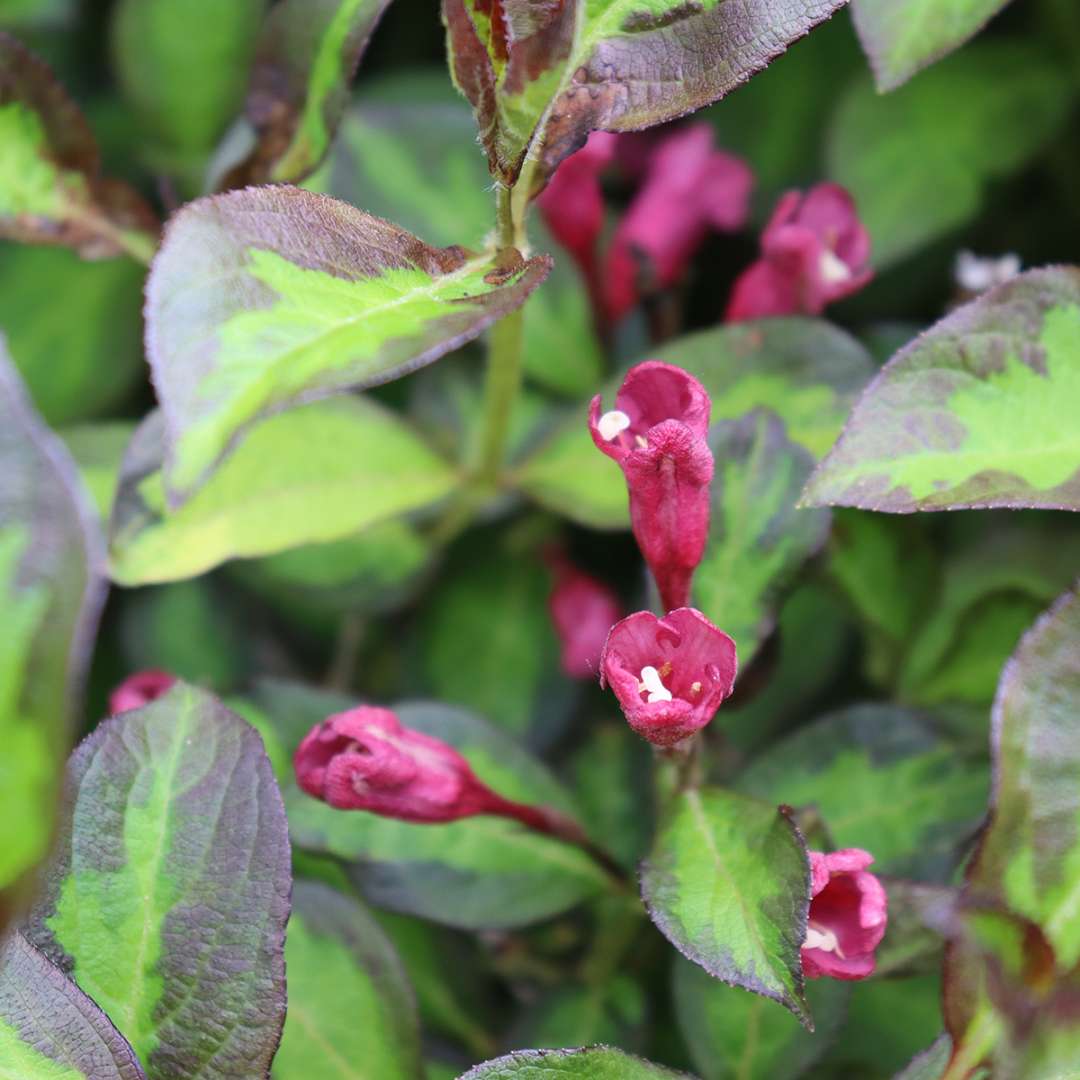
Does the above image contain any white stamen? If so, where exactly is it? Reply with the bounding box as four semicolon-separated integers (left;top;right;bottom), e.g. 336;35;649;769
639;665;673;703
818;248;852;285
597;409;631;442
803;924;843;956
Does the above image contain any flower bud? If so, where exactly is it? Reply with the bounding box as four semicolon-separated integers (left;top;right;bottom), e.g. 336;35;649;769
600;607;737;746
547;555;622;679
802;848;888;981
109;669;176;714
589;361;713;612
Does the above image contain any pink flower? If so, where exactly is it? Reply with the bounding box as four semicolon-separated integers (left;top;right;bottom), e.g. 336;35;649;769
109;669;176;714
547;556;622;679
600;608;737;746
726;183;872;321
589;361;713;612
802;849;888;981
539;124;752;325
604;125;752;322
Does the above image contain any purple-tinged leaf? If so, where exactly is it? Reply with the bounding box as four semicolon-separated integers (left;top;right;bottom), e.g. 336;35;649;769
458;1046;694;1079
0;341;105;934
223;0;395;188
146;185;550;500
641;787;812;1027
0;32;158;259
0;931;146;1079
802;268;1080;512
25;681;292;1079
893;1034;953;1080
442;0;850;188
851;0;1015;91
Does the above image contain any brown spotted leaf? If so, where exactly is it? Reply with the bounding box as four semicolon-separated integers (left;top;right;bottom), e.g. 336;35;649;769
442;0;849;187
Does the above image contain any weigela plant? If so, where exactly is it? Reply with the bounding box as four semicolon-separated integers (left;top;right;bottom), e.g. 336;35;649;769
1;2;1078;1079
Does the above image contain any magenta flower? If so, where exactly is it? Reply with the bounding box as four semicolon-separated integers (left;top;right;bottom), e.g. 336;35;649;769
802;849;888;981
604;125;752;322
109;669;176;714
600;608;737;746
547;555;622;679
589;361;713;612
539;124;752;325
726;183;872;322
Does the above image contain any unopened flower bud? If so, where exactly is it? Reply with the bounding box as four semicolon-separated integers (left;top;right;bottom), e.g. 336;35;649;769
109;669;176;714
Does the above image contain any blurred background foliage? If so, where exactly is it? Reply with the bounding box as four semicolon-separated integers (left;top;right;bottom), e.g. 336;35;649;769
2;1;1079;1075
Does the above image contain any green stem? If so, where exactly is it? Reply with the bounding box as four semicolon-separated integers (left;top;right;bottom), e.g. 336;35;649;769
941;1005;1002;1080
70;204;157;266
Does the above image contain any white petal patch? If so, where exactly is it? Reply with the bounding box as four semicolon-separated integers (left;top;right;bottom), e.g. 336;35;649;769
639;665;673;703
818;248;852;285
803;924;842;956
597;409;631;442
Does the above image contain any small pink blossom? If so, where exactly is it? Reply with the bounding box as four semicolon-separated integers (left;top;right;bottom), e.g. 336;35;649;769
802;848;888;981
589;361;712;612
604;125;752;322
600;608;737;746
109;669;176;714
547;556;622;679
540;124;752;325
726;183;872;321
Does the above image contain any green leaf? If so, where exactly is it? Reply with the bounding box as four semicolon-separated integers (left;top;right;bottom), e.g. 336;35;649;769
515;319;873;529
803;268;1080;512
0;931;145;1080
107;399;457;585
0;345;104;930
322;87;603;396
0;244;145;424
109;0;263;187
967;584;1080;967
826;44;1071;267
418;533;572;741
693;411;830;669
226;0;393;187
851;0;1014;91
254;683;609;929
59;422;136;523
673;956;849;1080
146;185;550;498
25;682;291;1078
458;1047;693;1080
0;32;157;258
640;787;810;1025
738;705;988;880
509;978;647;1052
443;0;848;187
894;1035;953;1080
273;880;422;1080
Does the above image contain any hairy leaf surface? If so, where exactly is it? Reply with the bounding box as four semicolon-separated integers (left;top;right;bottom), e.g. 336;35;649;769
803;269;1080;512
641;787;810;1026
146;186;549;499
25;682;292;1079
458;1047;693;1079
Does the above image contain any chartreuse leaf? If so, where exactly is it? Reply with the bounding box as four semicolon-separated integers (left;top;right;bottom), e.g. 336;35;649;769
0;931;145;1080
0;244;145;424
322;85;602;396
226;0;393;187
673;956;849;1080
253;683;609;929
59;421;137;523
827;44;1070;267
851;0;1014;90
0;33;156;258
147;186;550;499
25;682;291;1079
458;1047;692;1080
804;269;1080;511
693;411;830;669
108;399;457;585
641;787;811;1026
443;0;848;187
0;345;103;932
738;705;988;880
273;880;422;1080
516;318;873;529
109;0;262;188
